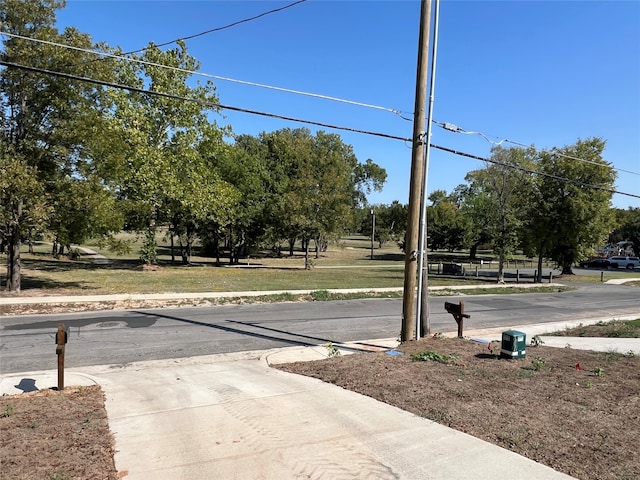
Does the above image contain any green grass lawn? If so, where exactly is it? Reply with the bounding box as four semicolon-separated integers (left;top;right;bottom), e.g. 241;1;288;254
1;238;637;296
548;318;640;338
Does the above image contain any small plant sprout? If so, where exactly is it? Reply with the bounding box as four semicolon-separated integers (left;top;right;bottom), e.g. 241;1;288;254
531;356;545;371
530;335;545;347
325;342;341;358
593;367;605;377
0;405;14;418
411;350;457;364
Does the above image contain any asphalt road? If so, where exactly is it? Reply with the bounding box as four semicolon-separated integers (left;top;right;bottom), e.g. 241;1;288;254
1;282;638;374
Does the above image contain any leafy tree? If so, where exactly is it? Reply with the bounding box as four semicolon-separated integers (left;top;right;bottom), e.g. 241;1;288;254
526;138;616;274
231;129;386;268
457;183;492;259
610;207;640;255
286;130;386;267
48;177;123;256
1;0;117;290
103;40;233;264
465;146;536;282
0;147;47;289
426;190;466;252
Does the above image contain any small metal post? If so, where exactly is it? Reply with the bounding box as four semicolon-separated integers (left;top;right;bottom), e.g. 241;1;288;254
370;209;375;260
549;272;553;283
516;269;520;284
600;271;604;282
475;266;478;278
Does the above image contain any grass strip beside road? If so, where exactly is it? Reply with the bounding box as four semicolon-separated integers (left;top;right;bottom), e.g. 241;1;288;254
548;318;640;338
6;255;574;298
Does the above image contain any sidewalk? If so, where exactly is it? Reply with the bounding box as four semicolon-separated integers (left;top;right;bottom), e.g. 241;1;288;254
1;346;575;480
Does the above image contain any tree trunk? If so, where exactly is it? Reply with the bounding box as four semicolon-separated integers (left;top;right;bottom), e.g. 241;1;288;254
27;228;34;254
497;259;505;283
170;231;175;265
304;237;311;270
214;236;221;266
536;253;544;283
288;238;295;257
315;236;320;259
179;237;188;265
470;242;479;260
6;224;22;292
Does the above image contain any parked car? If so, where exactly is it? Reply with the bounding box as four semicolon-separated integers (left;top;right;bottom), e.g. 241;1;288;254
579;258;611;269
608;256;640;270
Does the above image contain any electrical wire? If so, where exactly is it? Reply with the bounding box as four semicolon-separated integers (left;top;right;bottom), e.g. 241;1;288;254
433;120;527;147
122;0;309;55
0;30;412;120
431;144;640;200
0;60;410;142
2;59;638;201
549;149;640;176
68;0;309;68
434;119;640;177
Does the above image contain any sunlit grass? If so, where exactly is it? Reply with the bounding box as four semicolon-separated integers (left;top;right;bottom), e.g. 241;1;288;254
2;238;636;296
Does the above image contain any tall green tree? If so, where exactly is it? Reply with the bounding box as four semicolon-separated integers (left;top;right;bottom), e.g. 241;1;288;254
426;190;466;252
1;0;117;290
610;207;640;255
270;129;385;268
466;146;536;282
104;40;234;264
361;201;408;249
48;177;123;255
230;128;385;268
525;138;616;274
0;146;47;288
457;183;492;260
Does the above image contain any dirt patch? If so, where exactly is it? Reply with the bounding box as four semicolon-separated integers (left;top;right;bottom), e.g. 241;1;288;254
0;385;118;480
276;337;640;480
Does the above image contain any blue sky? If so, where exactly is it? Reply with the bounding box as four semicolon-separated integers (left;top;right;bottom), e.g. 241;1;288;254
55;1;640;209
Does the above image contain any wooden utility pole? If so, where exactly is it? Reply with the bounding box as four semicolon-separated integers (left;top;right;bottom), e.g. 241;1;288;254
402;0;431;342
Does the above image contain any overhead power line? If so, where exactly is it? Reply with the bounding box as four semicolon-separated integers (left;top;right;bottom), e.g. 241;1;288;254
122;0;309;55
434;120;527;147
549;149;640;177
0;60;409;142
0;30;411;120
434;119;640;177
2;59;638;201
432;144;640;200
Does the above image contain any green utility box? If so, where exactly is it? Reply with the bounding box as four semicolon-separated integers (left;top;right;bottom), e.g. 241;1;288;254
501;330;526;359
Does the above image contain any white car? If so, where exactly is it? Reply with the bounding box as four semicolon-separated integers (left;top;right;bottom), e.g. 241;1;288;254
608;256;640;269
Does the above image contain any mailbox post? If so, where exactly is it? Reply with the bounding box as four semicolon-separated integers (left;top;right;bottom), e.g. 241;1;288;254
444;301;470;337
56;323;68;391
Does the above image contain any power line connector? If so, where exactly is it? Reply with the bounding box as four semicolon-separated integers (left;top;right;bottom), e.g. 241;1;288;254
443;122;461;132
